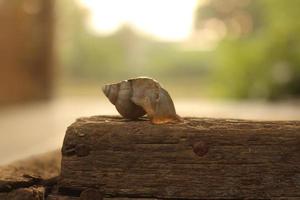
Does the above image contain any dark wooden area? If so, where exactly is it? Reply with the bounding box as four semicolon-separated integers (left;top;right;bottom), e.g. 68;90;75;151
0;0;54;105
0;151;60;200
58;116;300;199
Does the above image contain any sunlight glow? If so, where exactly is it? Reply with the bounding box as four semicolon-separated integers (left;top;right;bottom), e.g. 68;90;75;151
79;0;198;41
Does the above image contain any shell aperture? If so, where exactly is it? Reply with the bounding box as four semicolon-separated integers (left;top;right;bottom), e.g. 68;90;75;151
102;77;181;124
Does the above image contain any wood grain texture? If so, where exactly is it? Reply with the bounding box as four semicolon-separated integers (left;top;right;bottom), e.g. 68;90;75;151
0;151;60;199
47;195;158;200
59;116;300;199
0;186;45;200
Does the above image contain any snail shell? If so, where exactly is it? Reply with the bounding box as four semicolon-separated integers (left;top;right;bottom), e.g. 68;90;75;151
102;77;181;124
102;80;146;119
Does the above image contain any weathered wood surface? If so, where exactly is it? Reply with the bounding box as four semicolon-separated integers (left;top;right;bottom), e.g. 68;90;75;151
0;151;60;200
59;116;300;199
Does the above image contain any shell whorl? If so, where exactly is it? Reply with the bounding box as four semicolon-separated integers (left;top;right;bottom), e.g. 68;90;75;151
102;81;146;119
102;83;119;104
102;77;181;124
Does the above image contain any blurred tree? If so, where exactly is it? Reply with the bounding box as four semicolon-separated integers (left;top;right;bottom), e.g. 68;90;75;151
195;0;300;100
56;0;210;96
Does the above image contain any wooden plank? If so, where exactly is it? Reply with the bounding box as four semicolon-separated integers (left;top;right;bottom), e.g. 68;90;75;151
47;194;158;200
0;151;60;199
0;186;45;200
59;116;300;199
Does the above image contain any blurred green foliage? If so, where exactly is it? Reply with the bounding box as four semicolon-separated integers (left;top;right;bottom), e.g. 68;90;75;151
196;0;300;100
56;0;300;100
56;0;210;86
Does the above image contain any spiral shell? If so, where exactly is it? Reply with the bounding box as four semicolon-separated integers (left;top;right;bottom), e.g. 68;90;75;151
102;77;181;124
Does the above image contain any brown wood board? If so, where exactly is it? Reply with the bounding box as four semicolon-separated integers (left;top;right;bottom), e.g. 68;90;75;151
59;116;300;199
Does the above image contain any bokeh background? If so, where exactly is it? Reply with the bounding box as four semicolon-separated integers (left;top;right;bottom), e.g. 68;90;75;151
0;0;300;164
